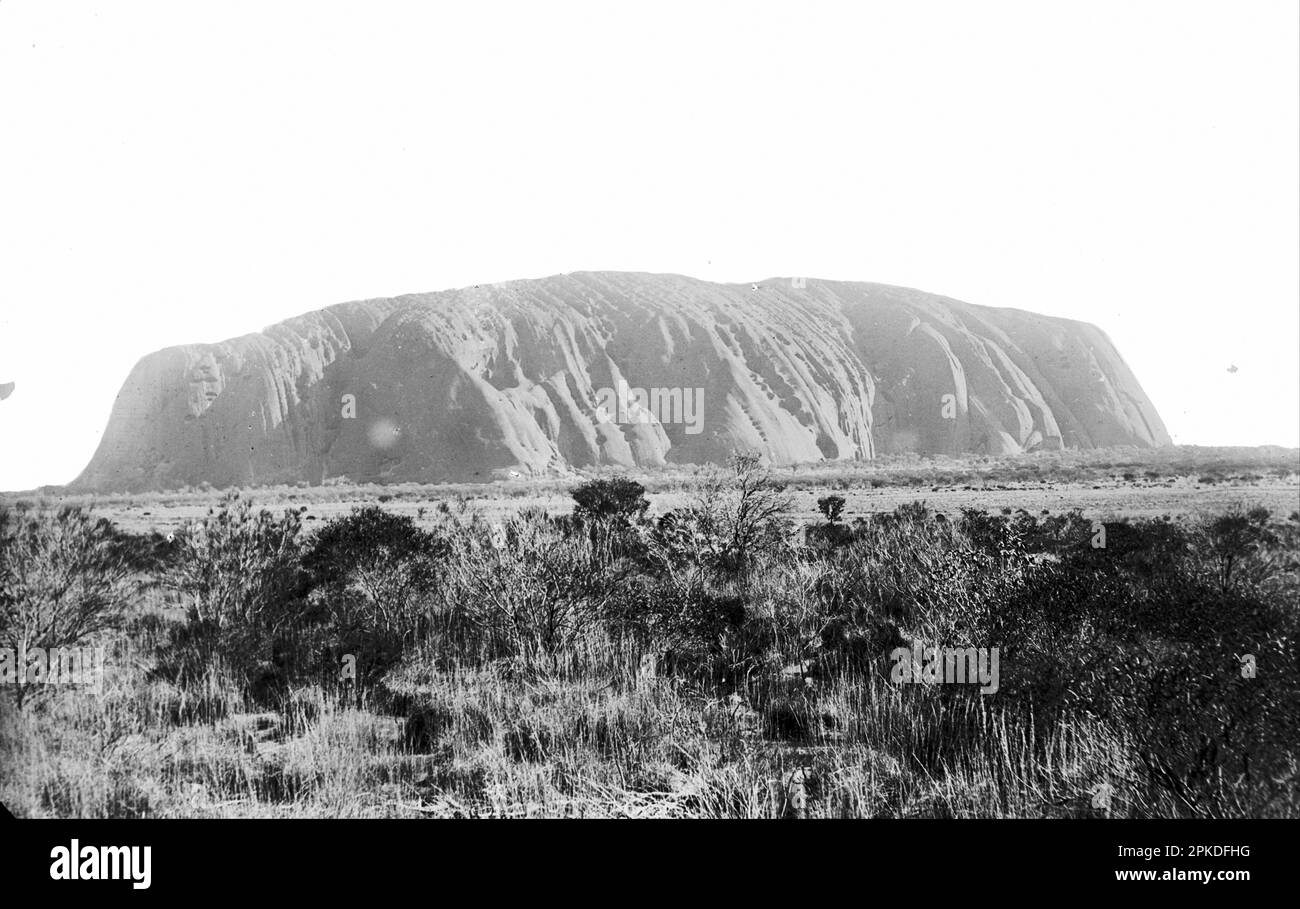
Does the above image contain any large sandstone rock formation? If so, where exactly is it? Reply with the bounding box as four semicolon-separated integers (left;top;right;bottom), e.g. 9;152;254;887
74;273;1170;490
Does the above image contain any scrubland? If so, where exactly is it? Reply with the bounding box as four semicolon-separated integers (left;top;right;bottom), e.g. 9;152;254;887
2;451;1298;818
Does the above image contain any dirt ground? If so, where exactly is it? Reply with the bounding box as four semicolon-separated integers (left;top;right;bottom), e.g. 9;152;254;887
56;475;1300;535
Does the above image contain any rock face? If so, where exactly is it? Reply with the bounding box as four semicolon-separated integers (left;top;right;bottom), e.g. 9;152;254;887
74;273;1170;490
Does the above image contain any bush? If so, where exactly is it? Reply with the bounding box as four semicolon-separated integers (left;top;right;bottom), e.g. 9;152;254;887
570;477;649;524
304;506;444;634
300;506;447;690
160;494;306;695
439;512;620;663
654;453;795;576
1201;505;1276;594
0;505;135;707
989;513;1300;814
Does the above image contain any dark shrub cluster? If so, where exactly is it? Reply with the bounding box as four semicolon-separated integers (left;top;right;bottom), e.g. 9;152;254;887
299;506;447;692
0;504;136;707
570;477;649;525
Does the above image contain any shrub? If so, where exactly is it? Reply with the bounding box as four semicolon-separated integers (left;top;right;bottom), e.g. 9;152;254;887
300;506;447;689
160;494;306;695
1201;505;1275;594
989;513;1300;815
666;453;795;576
570;477;649;524
439;512;620;663
304;506;444;636
0;505;135;708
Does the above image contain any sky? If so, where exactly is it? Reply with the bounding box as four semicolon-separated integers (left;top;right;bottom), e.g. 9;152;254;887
0;0;1296;491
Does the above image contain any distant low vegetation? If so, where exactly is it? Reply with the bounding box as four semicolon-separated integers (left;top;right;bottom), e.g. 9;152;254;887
14;444;1298;512
2;454;1298;817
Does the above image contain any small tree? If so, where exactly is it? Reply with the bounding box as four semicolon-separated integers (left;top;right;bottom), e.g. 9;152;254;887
0;505;134;708
817;495;847;525
669;452;794;576
571;477;649;524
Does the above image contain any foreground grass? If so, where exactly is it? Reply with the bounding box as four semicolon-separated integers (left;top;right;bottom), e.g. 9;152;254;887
6;626;1292;818
3;655;1155;819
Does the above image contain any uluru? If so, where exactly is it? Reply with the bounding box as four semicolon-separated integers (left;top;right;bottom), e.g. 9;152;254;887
72;272;1170;491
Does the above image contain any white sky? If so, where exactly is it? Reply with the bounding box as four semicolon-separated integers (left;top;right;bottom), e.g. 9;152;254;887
1;0;1296;491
